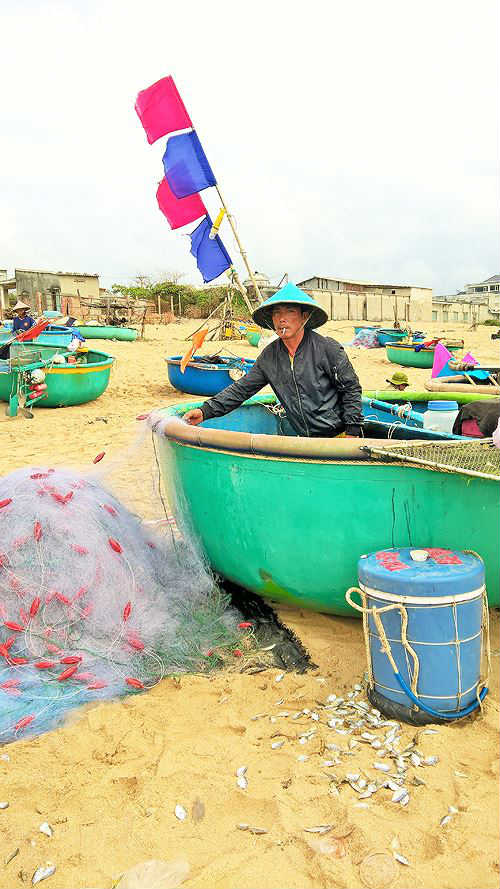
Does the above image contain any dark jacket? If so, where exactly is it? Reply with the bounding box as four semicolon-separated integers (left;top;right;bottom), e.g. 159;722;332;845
201;330;363;436
13;315;35;333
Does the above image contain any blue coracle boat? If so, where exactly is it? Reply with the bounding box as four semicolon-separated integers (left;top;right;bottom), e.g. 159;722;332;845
165;355;256;397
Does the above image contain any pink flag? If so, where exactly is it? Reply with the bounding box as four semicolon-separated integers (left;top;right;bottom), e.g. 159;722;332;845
135;76;192;144
431;342;454;378
462;352;478;365
156;178;206;229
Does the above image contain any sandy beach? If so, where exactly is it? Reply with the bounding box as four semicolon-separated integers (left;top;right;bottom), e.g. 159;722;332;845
0;320;498;889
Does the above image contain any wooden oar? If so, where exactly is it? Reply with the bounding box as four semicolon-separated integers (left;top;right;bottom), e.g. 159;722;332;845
180;328;208;373
2;317;51;350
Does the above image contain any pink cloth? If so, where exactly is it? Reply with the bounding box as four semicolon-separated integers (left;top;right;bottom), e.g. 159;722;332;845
461;419;483;438
462;351;479;366
493;417;500;449
135;76;192;144
156;178;206;229
431;342;454;378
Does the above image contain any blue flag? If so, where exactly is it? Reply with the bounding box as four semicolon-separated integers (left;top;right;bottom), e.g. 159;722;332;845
163;131;217;198
189;216;232;282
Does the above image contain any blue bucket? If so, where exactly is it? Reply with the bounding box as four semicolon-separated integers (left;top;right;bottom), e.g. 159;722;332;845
347;547;487;724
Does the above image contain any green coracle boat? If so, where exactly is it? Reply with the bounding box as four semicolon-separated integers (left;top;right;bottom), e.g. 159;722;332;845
77;326;138;342
386;343;461;369
0;345;114;408
151;395;500;616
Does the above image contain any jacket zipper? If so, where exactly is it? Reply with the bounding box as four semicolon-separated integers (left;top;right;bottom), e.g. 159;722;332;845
290;360;310;437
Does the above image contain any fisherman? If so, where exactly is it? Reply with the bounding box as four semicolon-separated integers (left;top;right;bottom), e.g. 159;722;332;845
386;371;410;391
11;300;36;334
183;283;363;437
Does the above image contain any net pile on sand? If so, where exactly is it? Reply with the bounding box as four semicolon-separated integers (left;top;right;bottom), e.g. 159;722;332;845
0;467;242;742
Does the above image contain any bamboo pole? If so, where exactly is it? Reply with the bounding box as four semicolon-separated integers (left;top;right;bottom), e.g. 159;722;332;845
215;184;263;305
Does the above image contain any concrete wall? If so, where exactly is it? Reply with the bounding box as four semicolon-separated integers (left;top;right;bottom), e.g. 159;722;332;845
301;284;432;322
12;270;99;315
432;300;490;323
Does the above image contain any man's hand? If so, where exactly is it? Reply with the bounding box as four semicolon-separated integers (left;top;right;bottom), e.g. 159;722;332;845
183;408;204;426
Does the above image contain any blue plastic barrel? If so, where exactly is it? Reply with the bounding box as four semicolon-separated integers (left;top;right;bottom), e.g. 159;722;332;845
356;547;485;721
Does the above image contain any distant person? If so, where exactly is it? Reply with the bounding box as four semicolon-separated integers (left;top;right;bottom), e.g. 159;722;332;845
12;301;35;334
183;284;363;438
386;371;410;391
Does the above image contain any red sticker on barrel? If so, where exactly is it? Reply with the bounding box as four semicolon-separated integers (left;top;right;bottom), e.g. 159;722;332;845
426;548;462;564
375;551;409;571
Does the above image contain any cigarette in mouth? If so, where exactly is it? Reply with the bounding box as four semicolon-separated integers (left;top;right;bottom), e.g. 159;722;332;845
281;327;286;335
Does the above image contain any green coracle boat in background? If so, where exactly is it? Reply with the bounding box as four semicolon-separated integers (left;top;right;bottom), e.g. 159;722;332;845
386;343;461;368
0;344;114;408
151;395;499;616
77;325;138;342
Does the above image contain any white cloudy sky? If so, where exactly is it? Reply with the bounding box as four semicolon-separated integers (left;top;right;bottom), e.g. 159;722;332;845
1;0;498;294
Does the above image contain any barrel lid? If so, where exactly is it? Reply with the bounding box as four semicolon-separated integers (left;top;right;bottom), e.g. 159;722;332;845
358;548;484;598
427;400;459;411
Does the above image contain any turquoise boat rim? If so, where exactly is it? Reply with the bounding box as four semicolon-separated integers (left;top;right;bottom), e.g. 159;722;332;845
151;395;472;463
386;344;461;354
45;350;114;370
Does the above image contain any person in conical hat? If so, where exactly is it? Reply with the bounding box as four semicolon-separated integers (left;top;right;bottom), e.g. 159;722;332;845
183;282;363;438
12;300;36;335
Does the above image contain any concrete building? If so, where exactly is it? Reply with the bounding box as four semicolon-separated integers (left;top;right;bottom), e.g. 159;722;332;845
0;268;100;317
295;276;432;323
432;274;500;323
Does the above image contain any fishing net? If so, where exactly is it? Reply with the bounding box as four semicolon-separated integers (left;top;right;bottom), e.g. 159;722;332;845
350;329;380;349
0;466;245;743
362;438;500;480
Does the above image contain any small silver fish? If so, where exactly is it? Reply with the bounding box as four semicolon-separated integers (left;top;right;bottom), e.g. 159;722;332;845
4;848;19;866
310;712;320;722
400;793;410;807
304;825;332;834
394;853;410;866
236;766;247;778
237;776;248;789
39;823;53;838
32;865;56;885
410;753;422;767
392;788;407;803
271;740;284;750
423;756;439;766
373;762;390;772
0;801;9;810
275;673;285;683
174;804;187;820
237;823;249;830
440;815;452;827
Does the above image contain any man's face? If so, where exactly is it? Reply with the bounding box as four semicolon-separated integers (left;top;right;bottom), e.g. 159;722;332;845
271;304;309;340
